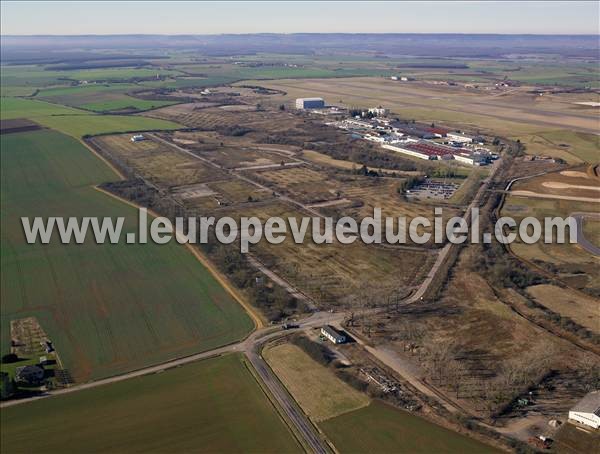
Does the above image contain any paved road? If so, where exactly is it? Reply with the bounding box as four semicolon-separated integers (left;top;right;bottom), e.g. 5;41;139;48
572;212;600;256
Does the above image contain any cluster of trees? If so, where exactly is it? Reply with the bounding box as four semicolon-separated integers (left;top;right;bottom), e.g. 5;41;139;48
348;108;376;119
217;125;253;137
354;164;380;177
472;192;545;290
397;175;425;193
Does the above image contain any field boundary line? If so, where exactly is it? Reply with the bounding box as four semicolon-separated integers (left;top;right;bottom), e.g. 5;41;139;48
92;185;265;329
80;139;127;180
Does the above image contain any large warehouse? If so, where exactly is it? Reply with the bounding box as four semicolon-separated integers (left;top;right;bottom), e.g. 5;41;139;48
568;391;600;429
296;97;325;109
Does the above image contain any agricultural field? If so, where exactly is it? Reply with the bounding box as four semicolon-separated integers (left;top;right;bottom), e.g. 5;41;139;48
0;97;182;138
1;129;253;381
264;343;370;421
321;400;498;453
0;65;182;87
35;114;181;138
0;97;85;119
36;83;177;113
1;354;301;453
264;339;495;453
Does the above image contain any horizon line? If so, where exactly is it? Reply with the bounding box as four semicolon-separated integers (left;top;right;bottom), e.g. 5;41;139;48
2;32;598;37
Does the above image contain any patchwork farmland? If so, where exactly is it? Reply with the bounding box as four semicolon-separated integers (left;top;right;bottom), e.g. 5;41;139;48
264;339;498;453
1;354;301;453
1;31;598;454
1;129;253;381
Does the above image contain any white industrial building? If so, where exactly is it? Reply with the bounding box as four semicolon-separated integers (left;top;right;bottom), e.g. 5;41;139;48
296;97;325;109
321;325;346;344
568;391;600;429
130;134;145;142
382;143;429;160
447;132;473;144
364;134;386;143
368;107;389;116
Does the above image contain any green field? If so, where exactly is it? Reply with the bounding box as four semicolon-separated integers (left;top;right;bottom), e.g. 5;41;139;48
1;65;182;87
0;97;181;137
34;114;181;138
320;400;498;453
1;129;253;381
35;83;177;113
1;97;85;119
264;343;370;421
1;354;301;453
80;97;175;112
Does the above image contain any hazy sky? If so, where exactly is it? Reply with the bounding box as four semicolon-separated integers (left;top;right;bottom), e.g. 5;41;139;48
1;1;599;35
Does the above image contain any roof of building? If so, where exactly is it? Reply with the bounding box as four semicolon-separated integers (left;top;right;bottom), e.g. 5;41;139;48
571;391;600;416
426;127;449;135
322;325;345;340
405;141;455;157
297;97;324;102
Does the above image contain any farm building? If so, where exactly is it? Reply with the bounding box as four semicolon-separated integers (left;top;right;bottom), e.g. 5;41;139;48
568;391;600;429
296;97;325;109
321;325;346;344
15;365;45;385
130;134;145;142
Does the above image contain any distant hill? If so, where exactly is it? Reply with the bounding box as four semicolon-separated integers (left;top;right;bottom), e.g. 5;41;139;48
2;33;598;63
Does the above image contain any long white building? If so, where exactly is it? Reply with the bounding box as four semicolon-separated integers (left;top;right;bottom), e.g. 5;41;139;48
447;132;473;143
568;391;600;429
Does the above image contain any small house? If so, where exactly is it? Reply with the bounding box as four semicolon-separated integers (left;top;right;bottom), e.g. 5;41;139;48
321;325;346;344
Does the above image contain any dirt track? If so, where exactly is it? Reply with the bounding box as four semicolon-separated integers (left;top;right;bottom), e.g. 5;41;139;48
511;190;600;203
